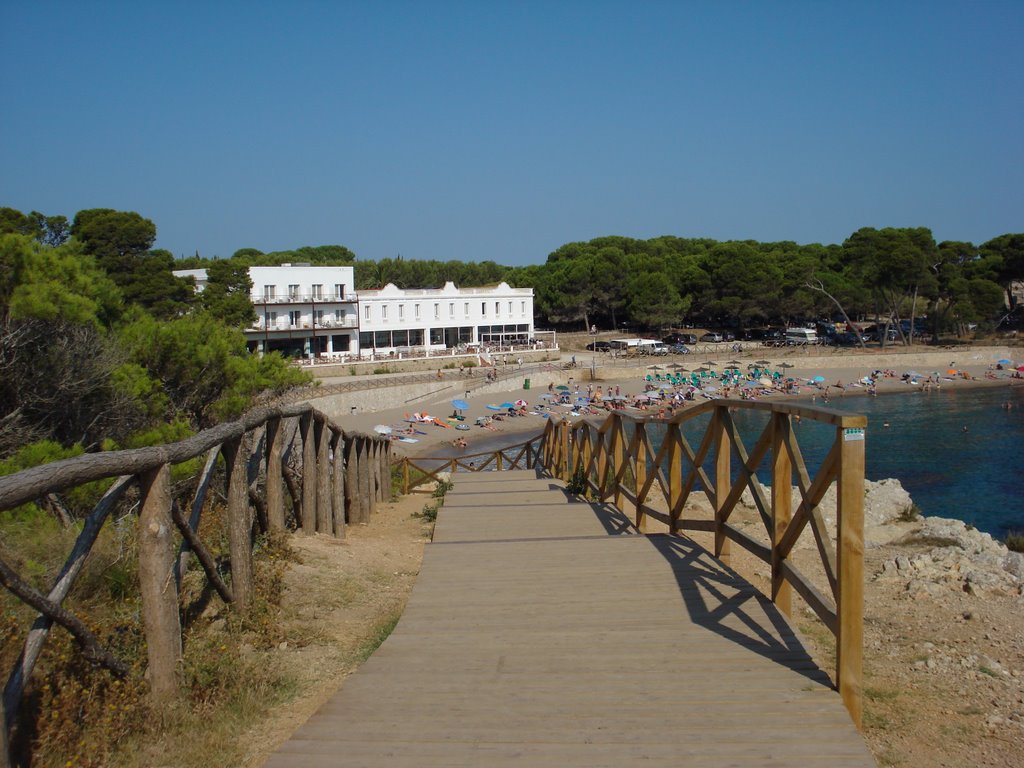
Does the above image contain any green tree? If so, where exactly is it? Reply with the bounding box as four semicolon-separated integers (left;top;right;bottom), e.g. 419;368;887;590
200;259;256;327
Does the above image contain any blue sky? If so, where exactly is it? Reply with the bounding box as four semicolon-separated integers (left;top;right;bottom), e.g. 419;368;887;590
2;1;1021;265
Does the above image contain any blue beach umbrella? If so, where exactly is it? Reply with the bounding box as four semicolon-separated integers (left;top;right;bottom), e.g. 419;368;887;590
486;404;504;411
811;375;826;382
997;358;1012;365
452;399;470;411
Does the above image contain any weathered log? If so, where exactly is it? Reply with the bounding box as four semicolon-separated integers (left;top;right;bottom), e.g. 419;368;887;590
1;692;9;768
265;416;285;531
315;417;331;534
223;437;254;614
300;413;316;535
344;436;360;525
330;430;345;538
282;465;302;528
359;437;374;522
136;463;182;703
169;501;233;605
4;475;131;727
249;485;268;534
175;447;220;589
0;556;128;679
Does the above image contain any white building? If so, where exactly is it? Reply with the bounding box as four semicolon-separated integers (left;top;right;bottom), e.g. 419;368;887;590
174;264;358;358
356;281;534;357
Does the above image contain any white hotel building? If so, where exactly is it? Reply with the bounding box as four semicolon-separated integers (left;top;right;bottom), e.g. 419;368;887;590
356;281;535;356
173;265;535;360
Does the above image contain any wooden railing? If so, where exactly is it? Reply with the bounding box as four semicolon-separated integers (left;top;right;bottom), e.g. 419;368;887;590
0;404;391;762
537;400;866;727
398;435;544;493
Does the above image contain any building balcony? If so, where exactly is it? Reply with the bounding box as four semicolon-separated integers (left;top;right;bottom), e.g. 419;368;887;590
252;293;355;305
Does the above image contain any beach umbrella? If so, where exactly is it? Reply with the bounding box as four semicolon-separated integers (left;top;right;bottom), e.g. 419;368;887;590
946;369;959;376
755;359;772;365
811;375;826;383
758;377;773;386
702;360;716;366
725;364;740;370
997;358;1012;364
667;363;684;370
660;383;674;389
515;399;528;407
373;425;392;435
451;398;469;411
1017;365;1024;372
485;404;503;411
741;380;760;388
779;362;794;369
727;359;742;365
556;384;570;391
499;402;515;409
647;364;663;370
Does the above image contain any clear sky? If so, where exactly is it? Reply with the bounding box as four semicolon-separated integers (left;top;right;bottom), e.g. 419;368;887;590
2;1;1021;265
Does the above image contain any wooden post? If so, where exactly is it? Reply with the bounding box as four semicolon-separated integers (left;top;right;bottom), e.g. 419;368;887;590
713;407;731;564
223;436;255;614
137;463;182;703
611;419;624;508
597;423;608;500
378;441;390;501
402;456;410;495
668;425;682;532
300;412;317;534
265;416;285;531
634;423;647;532
836;422;865;728
316;417;332;534
345;436;360;524
560;421;570;481
359;437;373;522
771;413;793;616
331;430;346;538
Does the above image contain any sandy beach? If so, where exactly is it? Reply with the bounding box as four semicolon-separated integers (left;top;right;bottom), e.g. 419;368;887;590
315;347;1023;458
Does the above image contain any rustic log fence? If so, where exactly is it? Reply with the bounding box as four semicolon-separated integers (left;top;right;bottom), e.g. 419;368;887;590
0;403;391;763
537;400;865;727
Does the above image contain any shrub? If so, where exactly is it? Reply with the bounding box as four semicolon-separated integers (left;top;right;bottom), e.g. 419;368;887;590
1004;530;1024;553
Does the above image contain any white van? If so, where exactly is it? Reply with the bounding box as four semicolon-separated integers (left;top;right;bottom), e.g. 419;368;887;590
785;328;818;346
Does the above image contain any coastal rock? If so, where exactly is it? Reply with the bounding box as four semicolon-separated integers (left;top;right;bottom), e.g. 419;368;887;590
875;516;1023;598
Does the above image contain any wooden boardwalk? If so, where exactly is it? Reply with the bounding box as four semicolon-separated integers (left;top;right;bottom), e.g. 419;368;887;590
264;470;875;767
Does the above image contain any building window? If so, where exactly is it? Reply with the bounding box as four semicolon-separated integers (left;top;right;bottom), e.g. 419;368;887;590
288;284;299;299
434;303;440;320
312;284;323;300
521;300;526;315
334;283;345;299
398;304;405;320
508;301;513;314
495;301;500;316
263;285;276;300
409;329;424;345
464;302;469;318
267;311;277;328
363;304;370;321
382;305;388;321
314;309;324;325
482;302;487;316
414;303;420;320
449;302;455;318
289;310;301;327
335;309;343;322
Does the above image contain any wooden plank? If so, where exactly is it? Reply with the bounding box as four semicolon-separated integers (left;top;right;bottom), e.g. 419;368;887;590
263;469;873;767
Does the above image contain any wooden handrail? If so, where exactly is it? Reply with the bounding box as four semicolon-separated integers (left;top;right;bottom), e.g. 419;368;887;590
535;401;865;727
0;402;392;758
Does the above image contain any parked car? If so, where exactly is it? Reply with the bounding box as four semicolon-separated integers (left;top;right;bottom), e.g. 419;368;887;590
669;344;691;355
638;342;670;356
700;332;723;343
586;341;611;351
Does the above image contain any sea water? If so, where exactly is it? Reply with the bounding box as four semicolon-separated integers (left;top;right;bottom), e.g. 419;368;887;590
697;385;1024;538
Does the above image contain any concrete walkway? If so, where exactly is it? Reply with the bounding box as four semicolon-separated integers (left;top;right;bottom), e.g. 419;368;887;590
264;470;876;767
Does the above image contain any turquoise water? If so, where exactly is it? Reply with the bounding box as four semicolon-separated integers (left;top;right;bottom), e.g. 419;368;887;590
684;385;1024;538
